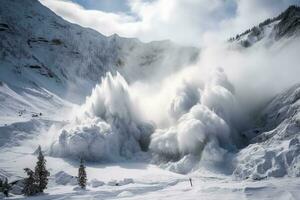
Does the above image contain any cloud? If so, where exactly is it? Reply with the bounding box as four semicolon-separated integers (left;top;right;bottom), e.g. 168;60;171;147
40;0;300;46
72;0;130;13
40;0;138;37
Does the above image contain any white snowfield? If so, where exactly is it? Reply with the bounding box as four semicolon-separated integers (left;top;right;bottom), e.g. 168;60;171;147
1;145;300;200
1;0;300;199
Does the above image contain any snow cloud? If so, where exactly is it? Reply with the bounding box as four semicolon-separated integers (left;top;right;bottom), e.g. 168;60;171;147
50;73;153;161
40;0;299;46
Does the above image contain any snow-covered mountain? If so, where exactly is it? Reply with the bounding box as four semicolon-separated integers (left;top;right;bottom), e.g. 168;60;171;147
225;5;300;180
0;0;199;102
0;0;198;125
1;1;300;198
229;5;300;47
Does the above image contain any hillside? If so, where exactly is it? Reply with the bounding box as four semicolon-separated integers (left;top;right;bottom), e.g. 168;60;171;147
229;5;300;47
0;0;199;102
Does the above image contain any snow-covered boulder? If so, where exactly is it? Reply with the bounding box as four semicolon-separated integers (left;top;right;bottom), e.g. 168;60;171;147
6;179;25;195
10;185;23;195
54;171;77;185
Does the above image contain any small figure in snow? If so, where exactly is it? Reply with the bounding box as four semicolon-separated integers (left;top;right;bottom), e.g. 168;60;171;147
189;178;193;187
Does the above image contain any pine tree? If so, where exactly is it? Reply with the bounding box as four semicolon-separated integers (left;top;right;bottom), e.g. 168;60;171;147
78;158;87;189
23;168;38;196
2;178;10;197
34;146;50;193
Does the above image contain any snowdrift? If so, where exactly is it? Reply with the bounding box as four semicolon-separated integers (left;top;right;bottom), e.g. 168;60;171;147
50;72;153;161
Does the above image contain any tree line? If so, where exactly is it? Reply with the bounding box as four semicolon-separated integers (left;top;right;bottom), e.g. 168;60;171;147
0;146;87;197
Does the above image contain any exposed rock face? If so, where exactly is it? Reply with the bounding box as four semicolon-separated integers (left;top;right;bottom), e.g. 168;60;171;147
275;6;300;38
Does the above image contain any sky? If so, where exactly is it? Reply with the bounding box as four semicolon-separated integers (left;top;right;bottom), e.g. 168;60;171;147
40;0;300;46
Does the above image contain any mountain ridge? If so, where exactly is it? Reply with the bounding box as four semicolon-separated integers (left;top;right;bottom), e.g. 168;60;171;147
228;5;300;47
0;0;199;103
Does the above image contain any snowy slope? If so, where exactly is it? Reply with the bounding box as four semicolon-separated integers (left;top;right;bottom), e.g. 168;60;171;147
0;0;198;138
229;5;300;48
0;0;199;104
234;84;300;180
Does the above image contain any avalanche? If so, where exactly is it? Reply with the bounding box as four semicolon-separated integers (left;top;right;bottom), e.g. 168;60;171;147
49;66;243;176
50;72;153;161
149;68;241;173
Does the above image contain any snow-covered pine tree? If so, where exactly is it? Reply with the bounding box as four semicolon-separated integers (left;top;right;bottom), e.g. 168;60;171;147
78;158;87;189
34;146;50;193
23;168;38;196
2;178;10;197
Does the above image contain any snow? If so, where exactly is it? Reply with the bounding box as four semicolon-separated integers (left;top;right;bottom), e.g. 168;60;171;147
1;144;300;199
54;171;77;186
234;84;300;180
0;0;198;104
0;0;300;199
149;68;239;173
49;72;153;161
89;179;105;188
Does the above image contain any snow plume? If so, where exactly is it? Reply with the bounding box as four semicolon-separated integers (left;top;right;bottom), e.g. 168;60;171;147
149;68;241;173
197;38;300;118
49;65;241;171
168;81;200;121
50;72;153;161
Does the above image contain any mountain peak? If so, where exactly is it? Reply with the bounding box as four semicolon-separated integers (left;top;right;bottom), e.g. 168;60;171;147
279;5;300;19
275;5;300;38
